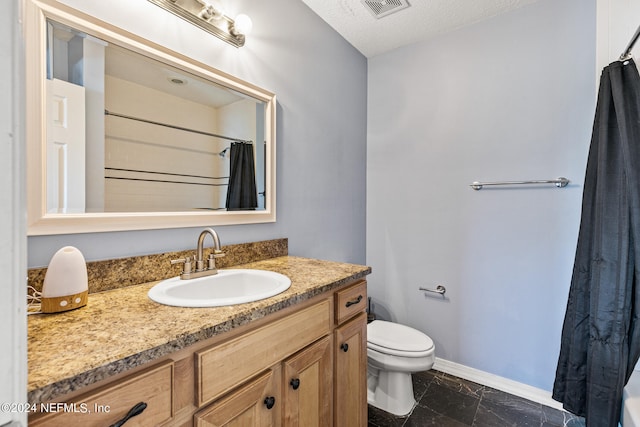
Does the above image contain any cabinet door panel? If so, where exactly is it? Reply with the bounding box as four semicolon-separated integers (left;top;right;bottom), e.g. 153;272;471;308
334;312;367;427
196;300;331;406
194;366;280;427
283;336;332;426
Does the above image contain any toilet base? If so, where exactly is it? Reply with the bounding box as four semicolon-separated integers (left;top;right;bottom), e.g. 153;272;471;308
367;367;416;416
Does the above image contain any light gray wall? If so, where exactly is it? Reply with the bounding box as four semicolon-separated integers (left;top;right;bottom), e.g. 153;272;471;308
366;0;596;391
27;0;367;267
26;0;599;395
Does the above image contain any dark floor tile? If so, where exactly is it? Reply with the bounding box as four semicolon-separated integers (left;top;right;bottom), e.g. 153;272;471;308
412;370;436;401
368;371;578;427
420;378;480;425
404;404;470;427
566;417;586;427
415;369;442;382
473;405;538;427
474;388;542;427
432;373;486;398
541;420;586;427
368;404;407;427
480;387;542;408
540;405;585;427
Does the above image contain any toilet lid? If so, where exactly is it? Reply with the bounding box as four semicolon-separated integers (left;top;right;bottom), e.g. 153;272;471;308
367;320;434;353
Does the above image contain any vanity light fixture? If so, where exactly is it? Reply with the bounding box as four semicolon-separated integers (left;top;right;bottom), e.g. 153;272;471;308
230;14;253;37
148;0;252;47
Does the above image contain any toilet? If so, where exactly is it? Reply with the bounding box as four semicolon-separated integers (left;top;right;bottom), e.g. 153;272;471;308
367;320;435;416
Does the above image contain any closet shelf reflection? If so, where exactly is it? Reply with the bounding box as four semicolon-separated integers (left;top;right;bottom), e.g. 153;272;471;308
105;110;252;143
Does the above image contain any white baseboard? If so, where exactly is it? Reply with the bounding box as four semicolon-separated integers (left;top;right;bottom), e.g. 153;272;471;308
433;358;565;411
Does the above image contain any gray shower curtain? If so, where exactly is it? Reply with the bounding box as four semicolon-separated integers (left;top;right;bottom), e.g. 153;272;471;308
553;59;640;426
225;142;258;210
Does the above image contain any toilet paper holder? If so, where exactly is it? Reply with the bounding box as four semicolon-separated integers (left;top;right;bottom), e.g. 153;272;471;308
419;285;446;296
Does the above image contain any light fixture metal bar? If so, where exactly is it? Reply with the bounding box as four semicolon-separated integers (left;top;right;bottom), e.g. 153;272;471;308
147;0;245;47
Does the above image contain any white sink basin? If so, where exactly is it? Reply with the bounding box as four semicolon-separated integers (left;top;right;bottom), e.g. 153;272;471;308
148;269;291;307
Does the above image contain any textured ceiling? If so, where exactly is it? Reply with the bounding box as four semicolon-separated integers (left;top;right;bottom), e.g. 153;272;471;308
301;0;543;58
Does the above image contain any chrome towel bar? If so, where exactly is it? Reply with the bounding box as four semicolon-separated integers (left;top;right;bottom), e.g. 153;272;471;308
470;177;570;191
419;285;446;296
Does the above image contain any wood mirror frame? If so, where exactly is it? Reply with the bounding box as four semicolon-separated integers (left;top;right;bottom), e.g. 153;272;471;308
25;0;276;235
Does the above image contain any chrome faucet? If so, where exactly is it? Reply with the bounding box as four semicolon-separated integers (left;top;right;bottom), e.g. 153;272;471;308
171;227;225;280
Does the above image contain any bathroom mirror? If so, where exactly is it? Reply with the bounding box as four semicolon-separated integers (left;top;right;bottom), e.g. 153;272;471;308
25;0;276;235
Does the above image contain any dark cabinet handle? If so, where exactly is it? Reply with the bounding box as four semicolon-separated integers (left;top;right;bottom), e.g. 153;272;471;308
290;378;300;390
345;295;363;308
109;402;147;427
264;396;276;409
340;343;349;352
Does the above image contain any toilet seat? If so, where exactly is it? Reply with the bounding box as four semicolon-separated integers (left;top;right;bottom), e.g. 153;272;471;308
367;320;434;358
366;320;436;415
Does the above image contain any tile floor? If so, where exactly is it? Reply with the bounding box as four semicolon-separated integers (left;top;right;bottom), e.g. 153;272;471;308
367;370;586;427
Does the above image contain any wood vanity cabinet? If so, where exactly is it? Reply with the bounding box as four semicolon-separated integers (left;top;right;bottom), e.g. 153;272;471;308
194;298;333;427
29;279;367;427
195;336;333;427
334;281;368;427
194;279;367;427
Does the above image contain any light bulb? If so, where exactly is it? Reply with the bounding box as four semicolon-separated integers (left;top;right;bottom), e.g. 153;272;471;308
233;14;252;36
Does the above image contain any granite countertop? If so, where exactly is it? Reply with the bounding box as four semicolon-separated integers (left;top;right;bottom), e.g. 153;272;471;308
28;256;371;404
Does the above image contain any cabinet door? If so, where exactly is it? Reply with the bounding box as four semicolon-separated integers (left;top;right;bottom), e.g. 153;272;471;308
282;336;332;426
196;300;331;407
194;366;280;427
334;312;367;427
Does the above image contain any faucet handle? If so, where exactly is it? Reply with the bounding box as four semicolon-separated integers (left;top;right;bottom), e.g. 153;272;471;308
206;251;225;270
212;249;225;258
171;256;193;274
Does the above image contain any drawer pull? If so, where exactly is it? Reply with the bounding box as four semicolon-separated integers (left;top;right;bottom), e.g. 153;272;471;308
345;295;363;308
340;343;349;352
264;396;276;409
290;378;300;390
109;401;147;427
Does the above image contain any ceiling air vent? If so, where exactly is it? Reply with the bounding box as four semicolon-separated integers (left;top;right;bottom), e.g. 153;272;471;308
361;0;410;19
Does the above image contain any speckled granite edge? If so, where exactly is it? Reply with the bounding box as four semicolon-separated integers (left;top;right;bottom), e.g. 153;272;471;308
27;238;288;294
27;276;366;404
27;256;371;404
